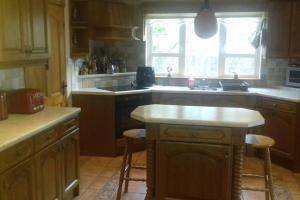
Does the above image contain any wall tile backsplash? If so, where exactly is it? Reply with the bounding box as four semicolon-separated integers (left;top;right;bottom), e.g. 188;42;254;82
0;68;25;90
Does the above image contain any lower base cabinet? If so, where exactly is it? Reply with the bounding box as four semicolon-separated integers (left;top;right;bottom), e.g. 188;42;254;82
61;130;80;199
36;143;61;200
0;117;79;200
0;159;37;200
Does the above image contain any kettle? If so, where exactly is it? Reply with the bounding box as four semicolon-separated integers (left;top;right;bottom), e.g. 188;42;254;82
0;92;8;121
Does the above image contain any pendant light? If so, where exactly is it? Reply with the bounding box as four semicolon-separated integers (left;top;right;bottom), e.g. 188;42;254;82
194;0;218;39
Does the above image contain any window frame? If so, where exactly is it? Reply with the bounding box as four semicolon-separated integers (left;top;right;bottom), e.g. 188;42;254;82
145;13;264;79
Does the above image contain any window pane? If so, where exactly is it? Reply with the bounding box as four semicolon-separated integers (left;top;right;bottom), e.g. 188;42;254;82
152;57;179;74
185;20;220;77
149;19;180;53
224;57;256;75
223;18;259;54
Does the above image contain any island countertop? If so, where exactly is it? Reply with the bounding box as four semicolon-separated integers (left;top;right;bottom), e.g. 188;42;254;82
131;104;265;128
0;107;81;152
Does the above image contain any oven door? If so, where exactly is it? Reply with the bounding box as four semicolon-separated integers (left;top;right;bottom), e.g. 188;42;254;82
286;67;300;87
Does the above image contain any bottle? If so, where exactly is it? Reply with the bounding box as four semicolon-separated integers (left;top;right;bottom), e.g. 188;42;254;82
188;78;196;89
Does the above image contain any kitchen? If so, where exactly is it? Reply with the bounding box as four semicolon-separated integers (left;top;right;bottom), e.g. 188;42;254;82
0;0;300;200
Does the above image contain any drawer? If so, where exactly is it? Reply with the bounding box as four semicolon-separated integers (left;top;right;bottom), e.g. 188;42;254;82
60;117;79;137
0;139;34;173
258;98;297;113
35;128;58;151
159;125;232;145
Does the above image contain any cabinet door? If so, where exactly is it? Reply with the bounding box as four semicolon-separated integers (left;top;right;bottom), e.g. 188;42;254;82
157;142;232;200
258;108;296;159
0;159;36;200
36;143;61;200
47;1;67;97
27;0;48;59
0;0;26;62
290;2;300;58
267;1;292;58
61;129;79;199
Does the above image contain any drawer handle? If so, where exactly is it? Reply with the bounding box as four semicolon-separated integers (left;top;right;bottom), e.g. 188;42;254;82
272;103;277;107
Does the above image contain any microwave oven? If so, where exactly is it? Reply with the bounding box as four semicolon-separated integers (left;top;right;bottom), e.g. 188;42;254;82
286;67;300;87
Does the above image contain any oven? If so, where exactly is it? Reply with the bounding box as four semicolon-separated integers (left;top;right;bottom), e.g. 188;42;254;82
115;93;152;138
286;67;300;87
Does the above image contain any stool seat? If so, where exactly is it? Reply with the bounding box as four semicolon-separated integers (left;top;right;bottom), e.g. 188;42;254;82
246;134;275;149
242;134;275;200
123;129;146;139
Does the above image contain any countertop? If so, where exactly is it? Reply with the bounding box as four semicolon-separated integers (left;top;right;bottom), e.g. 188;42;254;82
131;104;265;128
72;86;300;103
0;107;81;152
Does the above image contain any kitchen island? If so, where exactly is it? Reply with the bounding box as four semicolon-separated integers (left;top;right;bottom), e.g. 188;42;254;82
131;104;265;200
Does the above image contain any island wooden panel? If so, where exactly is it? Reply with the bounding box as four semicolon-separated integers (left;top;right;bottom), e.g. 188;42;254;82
145;124;247;200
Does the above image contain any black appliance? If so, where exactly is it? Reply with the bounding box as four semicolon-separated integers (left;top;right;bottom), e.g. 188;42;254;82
136;66;155;88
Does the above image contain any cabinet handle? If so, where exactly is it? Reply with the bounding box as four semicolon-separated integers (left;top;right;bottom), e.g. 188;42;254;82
272;103;277;107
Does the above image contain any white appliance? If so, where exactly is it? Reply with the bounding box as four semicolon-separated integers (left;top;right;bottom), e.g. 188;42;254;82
286;66;300;88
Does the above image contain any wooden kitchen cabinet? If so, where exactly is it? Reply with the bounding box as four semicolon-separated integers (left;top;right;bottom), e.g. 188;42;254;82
72;93;151;156
61;129;80;199
0;0;48;65
0;159;37;200
157;142;232;200
267;0;292;58
290;1;300;58
152;93;257;109
36;143;61;200
89;0;141;40
267;0;300;59
0;116;80;200
257;97;298;170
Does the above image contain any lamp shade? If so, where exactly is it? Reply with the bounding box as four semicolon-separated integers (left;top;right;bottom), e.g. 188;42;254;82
194;3;218;39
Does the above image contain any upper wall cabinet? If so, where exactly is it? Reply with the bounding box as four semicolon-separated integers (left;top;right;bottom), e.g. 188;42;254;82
267;0;300;59
89;0;141;41
0;0;48;66
290;1;300;58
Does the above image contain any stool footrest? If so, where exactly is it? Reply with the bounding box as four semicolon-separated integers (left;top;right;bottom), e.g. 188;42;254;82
242;173;265;178
242;186;269;192
132;166;146;170
123;177;146;182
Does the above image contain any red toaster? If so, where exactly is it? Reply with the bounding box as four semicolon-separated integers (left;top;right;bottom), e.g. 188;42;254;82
8;89;45;114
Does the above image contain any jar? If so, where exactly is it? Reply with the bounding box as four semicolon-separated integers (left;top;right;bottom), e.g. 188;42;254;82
0;92;8;121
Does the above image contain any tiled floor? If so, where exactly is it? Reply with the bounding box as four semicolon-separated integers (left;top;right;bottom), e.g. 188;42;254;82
75;151;300;200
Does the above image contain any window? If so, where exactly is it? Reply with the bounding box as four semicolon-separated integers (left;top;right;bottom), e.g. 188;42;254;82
146;14;263;79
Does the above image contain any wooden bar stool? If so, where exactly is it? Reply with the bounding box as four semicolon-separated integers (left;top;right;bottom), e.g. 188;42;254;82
116;129;146;200
242;134;275;200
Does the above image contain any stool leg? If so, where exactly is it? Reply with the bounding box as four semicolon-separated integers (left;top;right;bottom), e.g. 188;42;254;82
116;138;129;200
124;139;133;193
263;150;270;200
265;148;275;200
